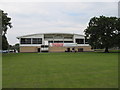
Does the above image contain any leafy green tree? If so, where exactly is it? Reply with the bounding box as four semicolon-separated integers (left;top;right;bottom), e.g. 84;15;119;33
84;16;118;53
8;43;20;52
115;18;120;48
2;35;9;50
0;10;12;50
13;43;20;52
118;18;120;48
1;10;12;36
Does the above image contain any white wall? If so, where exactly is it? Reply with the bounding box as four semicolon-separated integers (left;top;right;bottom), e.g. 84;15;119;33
19;33;88;46
74;34;85;43
19;34;44;46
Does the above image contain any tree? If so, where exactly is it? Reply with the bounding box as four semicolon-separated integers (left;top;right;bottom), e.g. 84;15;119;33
2;35;9;50
117;18;120;45
0;10;12;50
115;18;120;48
1;10;12;36
84;16;118;53
8;43;19;52
12;43;20;52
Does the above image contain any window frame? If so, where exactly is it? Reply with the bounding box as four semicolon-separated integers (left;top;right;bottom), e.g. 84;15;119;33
32;38;42;44
75;39;84;44
20;38;31;44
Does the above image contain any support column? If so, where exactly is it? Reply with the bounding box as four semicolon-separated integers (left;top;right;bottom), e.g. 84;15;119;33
20;38;21;46
31;38;32;44
73;35;76;43
84;39;85;44
63;35;64;43
53;36;54;43
42;34;44;45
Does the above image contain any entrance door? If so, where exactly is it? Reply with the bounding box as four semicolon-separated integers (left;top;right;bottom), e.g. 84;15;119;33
38;48;41;52
67;48;71;52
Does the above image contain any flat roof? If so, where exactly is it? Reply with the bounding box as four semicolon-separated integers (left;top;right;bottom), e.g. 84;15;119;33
17;33;85;39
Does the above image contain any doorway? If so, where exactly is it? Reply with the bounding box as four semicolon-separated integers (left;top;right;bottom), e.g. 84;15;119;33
67;48;71;52
38;48;41;52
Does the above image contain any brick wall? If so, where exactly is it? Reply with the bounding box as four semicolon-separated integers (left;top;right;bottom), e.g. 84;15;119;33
49;46;93;52
20;46;40;52
20;46;93;52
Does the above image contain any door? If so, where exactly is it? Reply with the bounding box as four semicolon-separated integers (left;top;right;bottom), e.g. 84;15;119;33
38;48;41;52
67;48;71;52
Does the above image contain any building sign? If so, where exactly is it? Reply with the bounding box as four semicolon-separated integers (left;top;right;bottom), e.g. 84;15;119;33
50;43;78;47
52;43;64;47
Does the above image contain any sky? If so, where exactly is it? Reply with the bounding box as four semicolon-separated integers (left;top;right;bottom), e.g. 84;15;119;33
0;1;118;45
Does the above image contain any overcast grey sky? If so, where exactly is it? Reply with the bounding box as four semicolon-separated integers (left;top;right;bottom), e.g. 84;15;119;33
0;1;118;45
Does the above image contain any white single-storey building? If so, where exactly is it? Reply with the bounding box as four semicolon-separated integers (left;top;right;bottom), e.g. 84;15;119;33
17;33;92;52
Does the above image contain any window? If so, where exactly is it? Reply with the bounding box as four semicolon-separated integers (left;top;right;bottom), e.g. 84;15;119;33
76;39;84;44
21;38;31;44
44;45;49;47
41;45;49;48
54;41;63;43
32;38;42;44
64;41;73;43
41;45;44;48
48;41;54;43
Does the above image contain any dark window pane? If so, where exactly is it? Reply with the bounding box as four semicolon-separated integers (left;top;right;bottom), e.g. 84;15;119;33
44;45;49;47
41;45;44;48
48;41;54;43
76;39;84;44
41;45;49;48
54;41;63;43
21;38;25;44
21;38;31;44
32;38;42;44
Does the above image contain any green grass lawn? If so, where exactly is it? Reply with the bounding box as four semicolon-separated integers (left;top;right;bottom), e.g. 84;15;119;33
2;52;118;88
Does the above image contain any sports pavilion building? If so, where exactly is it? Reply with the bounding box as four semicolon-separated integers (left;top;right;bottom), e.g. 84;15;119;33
17;33;93;52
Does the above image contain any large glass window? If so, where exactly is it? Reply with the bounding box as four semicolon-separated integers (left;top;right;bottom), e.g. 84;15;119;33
32;38;42;44
54;41;63;43
76;39;84;44
21;38;31;44
41;45;49;48
64;41;73;43
48;41;54;43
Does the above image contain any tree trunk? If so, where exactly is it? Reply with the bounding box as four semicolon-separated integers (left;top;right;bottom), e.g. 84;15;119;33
104;47;109;53
2;35;9;50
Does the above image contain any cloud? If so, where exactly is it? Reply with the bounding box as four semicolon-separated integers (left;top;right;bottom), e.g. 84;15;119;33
0;2;118;45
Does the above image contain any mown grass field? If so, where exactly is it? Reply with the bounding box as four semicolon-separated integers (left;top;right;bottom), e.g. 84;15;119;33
2;52;118;88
